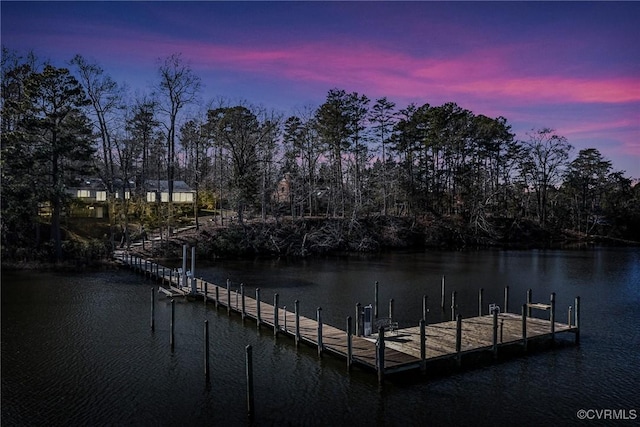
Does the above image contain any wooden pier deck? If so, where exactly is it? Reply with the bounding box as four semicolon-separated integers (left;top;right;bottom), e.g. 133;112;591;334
116;251;580;379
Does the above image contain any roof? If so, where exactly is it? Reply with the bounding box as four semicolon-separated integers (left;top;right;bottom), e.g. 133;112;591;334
144;180;193;192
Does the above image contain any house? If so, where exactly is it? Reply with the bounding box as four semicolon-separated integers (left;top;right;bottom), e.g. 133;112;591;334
145;180;195;203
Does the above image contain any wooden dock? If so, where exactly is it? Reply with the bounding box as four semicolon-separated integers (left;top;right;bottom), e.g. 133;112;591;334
115;250;580;381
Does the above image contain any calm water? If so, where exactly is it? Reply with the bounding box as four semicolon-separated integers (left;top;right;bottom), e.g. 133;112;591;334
2;248;639;426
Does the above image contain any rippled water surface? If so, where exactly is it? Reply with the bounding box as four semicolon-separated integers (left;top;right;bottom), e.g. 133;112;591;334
2;248;639;426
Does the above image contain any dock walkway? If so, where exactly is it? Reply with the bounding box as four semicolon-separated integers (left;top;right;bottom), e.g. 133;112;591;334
115;251;580;380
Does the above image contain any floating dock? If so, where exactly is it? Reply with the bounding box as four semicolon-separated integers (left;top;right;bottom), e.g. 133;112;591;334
115;249;580;382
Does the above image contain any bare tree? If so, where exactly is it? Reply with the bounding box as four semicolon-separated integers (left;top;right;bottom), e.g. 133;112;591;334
156;53;201;229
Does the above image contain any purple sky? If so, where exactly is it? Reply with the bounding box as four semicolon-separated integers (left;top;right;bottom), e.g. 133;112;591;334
3;1;639;177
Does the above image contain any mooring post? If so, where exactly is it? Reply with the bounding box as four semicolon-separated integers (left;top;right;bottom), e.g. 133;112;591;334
182;244;187;289
441;275;446;309
419;319;426;373
451;291;457;321
226;279;231;315
240;283;246;319
256;288;261;327
346;316;353;370
500;318;504;343
504;286;510;313
283;306;287;332
190;246;196;295
355;303;362;337
273;293;279;335
568;305;572;327
170;299;175;350
150;287;155;331
492;307;498;360
575;296;581;345
456;314;462;367
294;300;300;346
215;286;219;309
522;303;528;352
422;295;428;323
374;281;379;320
479;288;484;316
389;298;394;322
527;289;532;317
317;307;323;357
204;320;210;381
245;345;254;420
550;292;556;344
377;326;385;384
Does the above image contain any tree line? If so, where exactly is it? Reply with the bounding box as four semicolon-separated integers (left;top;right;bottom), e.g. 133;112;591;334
2;48;639;261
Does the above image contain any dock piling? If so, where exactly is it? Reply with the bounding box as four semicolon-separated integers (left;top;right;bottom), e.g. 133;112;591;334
456;314;462;367
256;288;261;327
492;308;498;359
451;291;457;321
204;320;210;381
550;292;556;344
215;286;219;308
317;307;323;357
226;279;231;315
504;286;510;313
419;319;426;373
294;300;300;346
241;284;246;319
575;296;581;345
245;345;254;420
422;295;428;323
355;303;362;337
527;289;532;317
377;326;385;384
346;316;353;370
521;303;527;352
441;275;446;309
273;293;279;335
150;287;155;331
389;298;394;323
374;281;379;320
170;299;175;350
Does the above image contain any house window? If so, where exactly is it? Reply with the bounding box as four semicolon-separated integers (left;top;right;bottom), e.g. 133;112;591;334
96;191;107;201
147;192;156;203
77;189;90;198
161;192;169;203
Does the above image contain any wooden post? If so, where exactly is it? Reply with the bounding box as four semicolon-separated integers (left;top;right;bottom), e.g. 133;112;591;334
521;303;528;352
283;306;287;332
568;305;573;327
389;298;394;322
451;291;457;321
527;289;532;317
419;319;426;373
377;326;385;384
550;292;556;344
500;319;504;343
355;303;362;337
441;275;446;309
182;244;187;288
574;296;581;345
374;281;379;320
215;286;219;308
456;314;462;367
170;299;175;350
273;293;279;335
226;279;231;315
346;316;353;370
241;283;246;319
422;295;428;323
492;307;498;359
204;320;210;380
256;288;261;327
150;287;155;331
504;286;509;313
294;300;300;346
245;345;254;420
479;288;484;316
191;246;196;280
203;279;207;305
317;307;323;357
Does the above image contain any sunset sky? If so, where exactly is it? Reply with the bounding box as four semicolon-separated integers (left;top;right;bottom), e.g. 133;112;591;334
2;1;639;177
